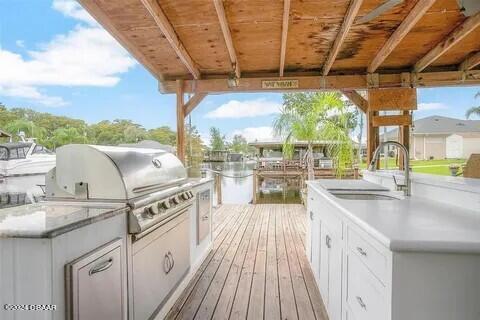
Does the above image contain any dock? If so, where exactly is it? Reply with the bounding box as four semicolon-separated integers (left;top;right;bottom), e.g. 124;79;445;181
166;204;327;320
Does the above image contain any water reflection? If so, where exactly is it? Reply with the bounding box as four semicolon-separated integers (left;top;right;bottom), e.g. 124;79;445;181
193;161;302;205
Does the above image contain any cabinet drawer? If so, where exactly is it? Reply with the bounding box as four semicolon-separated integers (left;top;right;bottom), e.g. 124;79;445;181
347;227;387;284
346;253;386;320
319;198;343;239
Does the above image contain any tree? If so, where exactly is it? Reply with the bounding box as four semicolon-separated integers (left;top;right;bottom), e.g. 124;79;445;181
273;92;354;180
210;127;226;150
230;134;249;153
465;91;480;119
148;126;176;145
48;127;87;149
185;124;205;170
4;119;46;141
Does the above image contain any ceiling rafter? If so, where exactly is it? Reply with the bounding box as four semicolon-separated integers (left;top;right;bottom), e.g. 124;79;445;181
140;0;201;79
459;51;480;71
279;0;291;77
368;0;436;73
213;0;241;79
415;11;480;72
323;0;364;76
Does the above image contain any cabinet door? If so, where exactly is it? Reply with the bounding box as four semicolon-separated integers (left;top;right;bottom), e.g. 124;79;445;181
67;239;125;320
328;233;343;320
310;210;321;282
319;224;330;303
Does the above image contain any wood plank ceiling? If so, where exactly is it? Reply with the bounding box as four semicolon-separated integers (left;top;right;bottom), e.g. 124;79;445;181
79;0;479;87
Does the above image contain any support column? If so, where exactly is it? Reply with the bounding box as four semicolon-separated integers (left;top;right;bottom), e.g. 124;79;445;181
366;110;379;166
399;110;410;170
176;79;185;163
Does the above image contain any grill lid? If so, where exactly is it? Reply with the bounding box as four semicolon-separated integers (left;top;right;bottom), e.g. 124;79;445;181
46;145;187;201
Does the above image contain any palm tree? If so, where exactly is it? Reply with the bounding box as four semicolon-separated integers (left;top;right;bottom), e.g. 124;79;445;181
465;91;480;119
273;92;355;180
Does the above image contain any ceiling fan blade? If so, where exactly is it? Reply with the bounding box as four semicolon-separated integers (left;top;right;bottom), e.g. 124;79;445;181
355;0;404;24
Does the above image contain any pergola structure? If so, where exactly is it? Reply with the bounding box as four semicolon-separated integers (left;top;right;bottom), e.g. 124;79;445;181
79;0;480;164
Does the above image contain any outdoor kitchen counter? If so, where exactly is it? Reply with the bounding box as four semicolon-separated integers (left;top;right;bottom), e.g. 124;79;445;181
307;179;480;254
0;202;128;238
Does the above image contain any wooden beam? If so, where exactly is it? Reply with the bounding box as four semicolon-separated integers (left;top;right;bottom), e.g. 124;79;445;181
78;0;165;81
279;0;291;77
158;70;480;93
323;0;364;76
341;90;367;113
213;0;240;79
368;87;417;111
368;0;436;73
176;80;186;163
184;93;207;116
372;114;412;127
414;11;480;72
459;51;480;71
140;0;200;79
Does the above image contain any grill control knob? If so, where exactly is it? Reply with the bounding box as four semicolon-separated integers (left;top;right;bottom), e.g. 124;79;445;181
160;200;170;210
171;195;180;205
147;204;160;215
181;192;189;200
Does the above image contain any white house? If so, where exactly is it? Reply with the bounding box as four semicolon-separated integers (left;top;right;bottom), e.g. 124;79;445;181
383;115;480;160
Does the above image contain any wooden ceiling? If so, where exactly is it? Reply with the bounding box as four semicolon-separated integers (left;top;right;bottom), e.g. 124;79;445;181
79;0;480;92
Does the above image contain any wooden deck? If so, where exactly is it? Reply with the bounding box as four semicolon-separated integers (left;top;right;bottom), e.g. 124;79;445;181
166;204;328;320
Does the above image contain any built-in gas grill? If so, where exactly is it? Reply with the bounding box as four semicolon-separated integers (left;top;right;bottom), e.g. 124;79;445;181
46;144;196;319
45;144;195;239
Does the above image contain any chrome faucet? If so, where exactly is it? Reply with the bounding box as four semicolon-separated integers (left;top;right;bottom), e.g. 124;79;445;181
368;141;411;196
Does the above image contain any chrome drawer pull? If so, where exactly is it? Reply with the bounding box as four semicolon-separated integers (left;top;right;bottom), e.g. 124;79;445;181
310;211;314;220
357;247;367;256
326;235;331;249
164;252;172;274
89;258;113;276
202;215;209;221
356;296;367;309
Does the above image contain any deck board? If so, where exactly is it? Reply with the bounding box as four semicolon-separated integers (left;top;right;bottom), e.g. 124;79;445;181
166;204;327;320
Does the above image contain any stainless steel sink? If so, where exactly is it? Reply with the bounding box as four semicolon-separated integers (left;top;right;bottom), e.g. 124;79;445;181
330;191;403;201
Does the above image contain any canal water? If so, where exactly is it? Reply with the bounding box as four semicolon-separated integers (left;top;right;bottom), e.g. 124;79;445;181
198;161;302;205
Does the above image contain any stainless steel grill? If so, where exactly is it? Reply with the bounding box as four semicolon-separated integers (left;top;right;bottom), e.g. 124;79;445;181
45;144;195;238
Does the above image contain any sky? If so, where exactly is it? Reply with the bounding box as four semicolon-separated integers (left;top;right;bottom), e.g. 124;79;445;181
0;0;479;145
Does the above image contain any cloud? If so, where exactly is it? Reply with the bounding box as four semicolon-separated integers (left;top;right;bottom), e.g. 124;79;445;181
418;102;448;111
0;85;67;107
0;1;136;107
231;126;276;143
205;99;281;119
52;0;97;25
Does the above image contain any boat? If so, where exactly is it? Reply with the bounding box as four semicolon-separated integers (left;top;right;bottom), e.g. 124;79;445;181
0;141;56;177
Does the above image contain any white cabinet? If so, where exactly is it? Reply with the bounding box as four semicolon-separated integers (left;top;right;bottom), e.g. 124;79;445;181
319;224;342;320
309;210;321;282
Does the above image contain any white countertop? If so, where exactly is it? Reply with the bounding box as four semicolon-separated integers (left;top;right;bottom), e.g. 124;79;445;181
307;179;480;254
0;202;127;238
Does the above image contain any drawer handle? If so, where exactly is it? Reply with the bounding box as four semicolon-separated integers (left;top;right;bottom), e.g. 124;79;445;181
356;247;367;256
356;296;367;310
202;215;209;221
325;235;331;249
89;258;114;276
309;211;314;220
164;252;174;274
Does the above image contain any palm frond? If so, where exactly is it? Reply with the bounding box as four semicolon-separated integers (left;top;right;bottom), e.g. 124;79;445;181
465;106;480;119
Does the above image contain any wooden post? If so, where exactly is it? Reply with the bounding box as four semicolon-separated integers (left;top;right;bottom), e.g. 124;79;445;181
252;169;257;204
215;173;222;205
353;165;359;179
399;110;411;170
176;79;185;163
366;110;379;166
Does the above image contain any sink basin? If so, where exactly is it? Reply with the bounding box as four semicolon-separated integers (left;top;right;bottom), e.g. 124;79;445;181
330;192;402;201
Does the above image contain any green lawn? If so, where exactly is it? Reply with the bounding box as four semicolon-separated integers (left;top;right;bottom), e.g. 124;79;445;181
358;158;466;176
